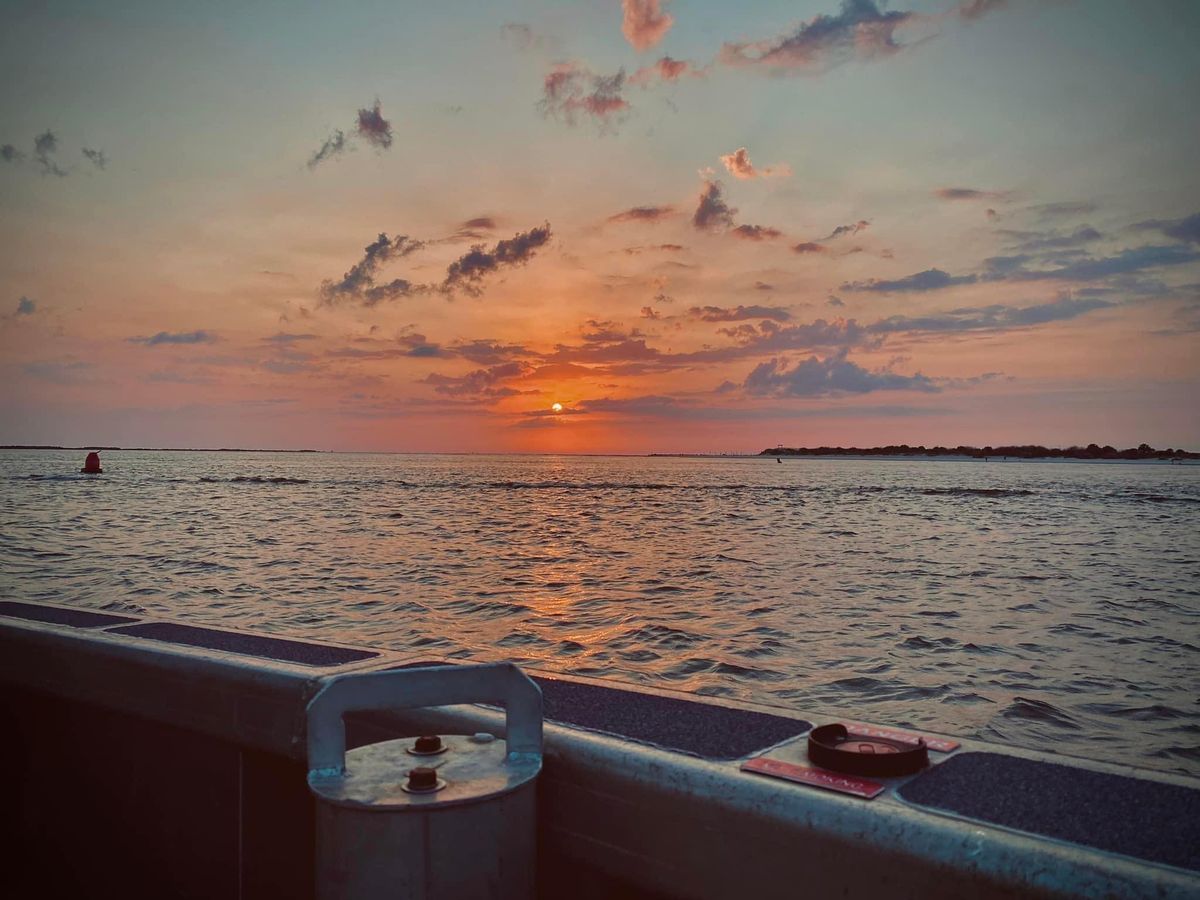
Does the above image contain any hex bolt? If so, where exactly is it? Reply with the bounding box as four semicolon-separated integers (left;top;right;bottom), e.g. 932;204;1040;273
414;735;443;754
406;767;440;792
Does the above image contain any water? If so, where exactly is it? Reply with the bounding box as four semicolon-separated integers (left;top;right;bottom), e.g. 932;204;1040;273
3;449;1199;775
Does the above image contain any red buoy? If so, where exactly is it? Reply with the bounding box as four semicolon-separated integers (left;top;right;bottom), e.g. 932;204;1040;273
81;451;102;474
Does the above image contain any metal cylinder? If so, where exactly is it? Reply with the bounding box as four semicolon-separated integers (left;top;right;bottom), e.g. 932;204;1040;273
306;664;543;900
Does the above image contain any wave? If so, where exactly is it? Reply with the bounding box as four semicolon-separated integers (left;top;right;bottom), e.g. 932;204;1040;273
198;475;310;484
1117;491;1200;504
919;487;1035;498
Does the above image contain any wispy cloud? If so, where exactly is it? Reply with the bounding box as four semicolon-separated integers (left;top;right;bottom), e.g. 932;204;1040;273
719;147;791;180
621;0;674;51
262;332;318;344
843;268;978;293
1;144;23;163
688;305;792;322
630;56;703;85
958;0;1008;21
15;296;36;316
731;224;784;241
81;147;108;170
320;233;427;305
934;187;1009;201
720;0;916;74
1032;201;1098;219
307;130;347;169
692;178;737;232
501;23;557;53
540;63;629;129
824;219;870;240
608;204;676;225
129;330;218;346
1134;212;1200;246
422;361;529;397
441;224;553;296
793;241;827;254
356;100;394;149
23;360;95;384
868;294;1112;334
744;349;937;397
34;130;67;177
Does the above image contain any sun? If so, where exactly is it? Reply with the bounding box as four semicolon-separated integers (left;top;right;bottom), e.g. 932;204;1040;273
551;402;564;413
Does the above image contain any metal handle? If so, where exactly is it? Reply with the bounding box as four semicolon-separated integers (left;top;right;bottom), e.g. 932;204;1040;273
306;663;543;778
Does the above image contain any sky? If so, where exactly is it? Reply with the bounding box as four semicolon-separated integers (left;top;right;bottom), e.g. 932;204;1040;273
1;0;1198;453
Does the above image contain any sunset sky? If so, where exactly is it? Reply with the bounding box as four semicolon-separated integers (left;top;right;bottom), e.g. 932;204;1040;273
2;0;1198;453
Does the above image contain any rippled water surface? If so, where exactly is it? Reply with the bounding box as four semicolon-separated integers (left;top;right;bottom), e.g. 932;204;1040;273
3;450;1199;774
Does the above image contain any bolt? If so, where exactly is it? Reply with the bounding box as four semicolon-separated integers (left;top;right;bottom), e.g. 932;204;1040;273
406;767;439;792
413;735;443;754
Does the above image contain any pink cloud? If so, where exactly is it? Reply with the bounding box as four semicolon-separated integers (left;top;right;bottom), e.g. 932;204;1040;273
719;147;791;180
540;63;629;128
622;0;674;51
630;55;703;85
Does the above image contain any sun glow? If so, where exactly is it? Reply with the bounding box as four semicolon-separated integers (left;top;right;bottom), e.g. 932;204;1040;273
551;402;564;413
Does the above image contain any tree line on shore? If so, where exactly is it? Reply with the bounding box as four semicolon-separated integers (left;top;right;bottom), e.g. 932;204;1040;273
760;443;1198;460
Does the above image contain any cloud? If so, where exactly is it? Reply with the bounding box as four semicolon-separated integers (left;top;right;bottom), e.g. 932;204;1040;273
720;0;915;73
307;130;347;169
320;233;427;305
540;63;629;129
994;244;1200;283
793;241;827;254
1136;212;1200;246
1;144;23;163
719;147;791;180
81;147;108;170
867;295;1112;335
501;23;555;52
621;0;674;51
23;360;94;384
1002;225;1103;253
630;56;703;85
689;305;792;323
34;130;67;177
450;339;533;365
608;205;676;225
461;216;497;231
744;349;937;397
422;361;529;396
129;330;218;346
1032;201;1098;219
579;395;684;417
732;224;783;241
934;187;1008;201
356;100;394;149
15;296;36;316
441;223;553;296
843;268;978;293
640;306;662;319
958;0;1008;20
692;179;736;232
824;219;870;240
396;331;448;358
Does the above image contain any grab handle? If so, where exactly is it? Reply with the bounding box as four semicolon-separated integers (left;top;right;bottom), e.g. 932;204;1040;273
306;663;542;778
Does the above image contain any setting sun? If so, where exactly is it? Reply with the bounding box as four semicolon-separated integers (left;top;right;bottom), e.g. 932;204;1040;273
551;403;564;413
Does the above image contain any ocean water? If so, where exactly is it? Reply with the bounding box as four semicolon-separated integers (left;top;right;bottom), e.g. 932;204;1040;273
3;449;1198;775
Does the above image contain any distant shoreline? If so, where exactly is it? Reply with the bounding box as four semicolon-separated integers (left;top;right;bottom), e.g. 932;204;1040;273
756;443;1199;461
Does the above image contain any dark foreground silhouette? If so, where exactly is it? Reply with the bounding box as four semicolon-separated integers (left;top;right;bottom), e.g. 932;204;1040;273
761;442;1198;461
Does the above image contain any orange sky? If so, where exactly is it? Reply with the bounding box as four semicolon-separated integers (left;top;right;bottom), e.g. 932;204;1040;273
2;1;1198;451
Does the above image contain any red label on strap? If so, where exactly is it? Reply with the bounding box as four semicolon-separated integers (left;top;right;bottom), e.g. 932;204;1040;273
741;757;885;799
844;724;959;753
